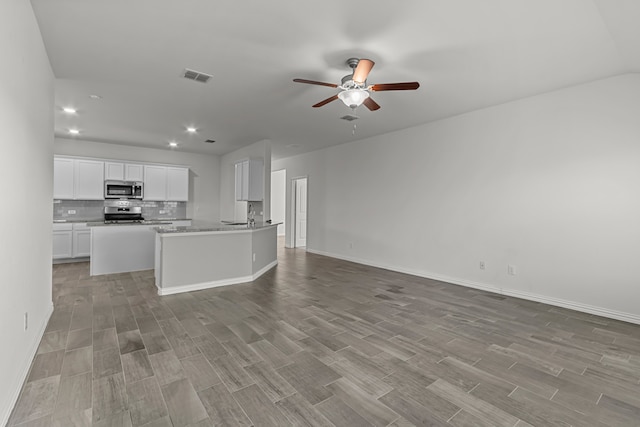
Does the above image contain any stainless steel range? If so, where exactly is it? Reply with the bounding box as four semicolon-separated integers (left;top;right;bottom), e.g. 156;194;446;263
103;200;144;223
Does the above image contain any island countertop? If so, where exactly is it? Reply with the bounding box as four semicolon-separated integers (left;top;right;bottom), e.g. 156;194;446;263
154;221;280;234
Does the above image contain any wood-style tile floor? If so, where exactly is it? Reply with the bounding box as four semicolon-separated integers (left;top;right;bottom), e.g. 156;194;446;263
9;244;640;426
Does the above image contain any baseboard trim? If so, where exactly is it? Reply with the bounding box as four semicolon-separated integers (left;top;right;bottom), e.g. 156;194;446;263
306;248;640;325
157;260;278;296
1;303;54;426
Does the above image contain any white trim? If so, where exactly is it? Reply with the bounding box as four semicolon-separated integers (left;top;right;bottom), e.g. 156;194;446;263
306;248;640;326
1;303;54;426
157;260;278;296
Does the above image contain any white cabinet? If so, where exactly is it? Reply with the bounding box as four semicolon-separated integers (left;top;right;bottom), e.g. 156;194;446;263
55;156;187;201
105;162;144;181
75;160;104;199
167;167;189;201
52;223;73;259
143;165;168;201
144;165;189;201
54;157;104;200
104;162;124;180
53;158;75;199
53;223;91;260
235;159;263;201
125;164;144;181
72;223;91;258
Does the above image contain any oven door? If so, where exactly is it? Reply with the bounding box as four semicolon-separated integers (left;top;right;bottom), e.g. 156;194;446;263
105;181;134;199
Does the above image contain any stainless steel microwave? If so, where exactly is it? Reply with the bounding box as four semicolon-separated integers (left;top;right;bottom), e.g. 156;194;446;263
104;180;143;199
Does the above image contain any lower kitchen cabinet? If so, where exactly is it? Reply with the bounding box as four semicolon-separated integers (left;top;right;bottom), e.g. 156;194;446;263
53;224;73;259
73;223;91;257
53;222;91;260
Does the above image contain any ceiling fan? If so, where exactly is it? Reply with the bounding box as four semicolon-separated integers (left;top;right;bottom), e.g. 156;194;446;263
293;58;419;111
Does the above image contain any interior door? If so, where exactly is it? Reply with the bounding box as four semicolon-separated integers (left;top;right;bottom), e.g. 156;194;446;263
294;178;307;247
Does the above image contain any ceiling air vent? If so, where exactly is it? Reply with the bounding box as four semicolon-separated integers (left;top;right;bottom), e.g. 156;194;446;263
182;68;212;83
204;139;216;144
340;114;359;122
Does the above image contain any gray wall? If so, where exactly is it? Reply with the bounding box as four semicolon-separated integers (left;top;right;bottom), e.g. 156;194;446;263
54;138;221;222
219;139;272;221
0;0;54;423
274;73;640;324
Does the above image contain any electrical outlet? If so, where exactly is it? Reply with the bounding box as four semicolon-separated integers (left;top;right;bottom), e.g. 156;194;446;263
68;209;76;214
252;253;256;262
348;242;353;249
508;265;516;276
24;312;28;331
479;261;486;270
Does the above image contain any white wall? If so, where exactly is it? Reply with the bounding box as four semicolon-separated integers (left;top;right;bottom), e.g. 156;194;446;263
0;1;54;423
219;139;272;221
273;149;327;248
273;74;640;324
54;138;221;222
270;169;286;235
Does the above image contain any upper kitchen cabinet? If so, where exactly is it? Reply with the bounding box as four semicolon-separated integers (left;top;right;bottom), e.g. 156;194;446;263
167;167;189;201
235;159;263;201
126;164;144;181
54;157;104;200
144;165;189;201
53;157;74;199
105;161;144;181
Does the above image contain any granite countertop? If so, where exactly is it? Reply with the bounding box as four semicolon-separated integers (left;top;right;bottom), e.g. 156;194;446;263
54;218;191;225
53;218;103;223
154;221;280;234
87;220;174;227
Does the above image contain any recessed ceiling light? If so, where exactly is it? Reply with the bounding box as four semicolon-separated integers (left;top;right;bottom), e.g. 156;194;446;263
89;94;102;99
63;107;76;114
69;129;80;135
186;127;197;133
169;141;178;148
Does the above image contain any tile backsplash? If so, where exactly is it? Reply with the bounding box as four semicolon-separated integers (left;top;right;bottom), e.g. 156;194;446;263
142;201;187;219
53;200;103;220
53;200;187;221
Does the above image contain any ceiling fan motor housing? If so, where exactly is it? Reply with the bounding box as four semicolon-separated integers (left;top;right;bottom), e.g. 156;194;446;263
341;74;364;89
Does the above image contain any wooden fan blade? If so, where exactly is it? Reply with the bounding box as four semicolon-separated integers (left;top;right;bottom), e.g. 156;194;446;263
312;94;339;108
352;59;375;84
363;97;380;111
293;78;338;88
370;82;420;91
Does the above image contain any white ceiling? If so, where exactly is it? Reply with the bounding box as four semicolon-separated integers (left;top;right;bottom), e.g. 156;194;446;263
30;0;640;159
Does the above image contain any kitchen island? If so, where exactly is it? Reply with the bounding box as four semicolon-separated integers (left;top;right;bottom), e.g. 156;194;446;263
153;222;279;295
88;219;191;276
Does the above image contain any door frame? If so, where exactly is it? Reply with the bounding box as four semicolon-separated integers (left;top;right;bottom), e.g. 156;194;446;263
290;176;308;248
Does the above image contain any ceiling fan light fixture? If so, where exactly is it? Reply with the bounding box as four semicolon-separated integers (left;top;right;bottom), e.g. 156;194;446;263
338;89;370;108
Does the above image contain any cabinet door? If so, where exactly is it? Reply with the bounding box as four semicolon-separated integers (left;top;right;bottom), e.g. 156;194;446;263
167;167;189;201
235;161;243;200
104;162;125;180
144;165;167;201
73;230;91;257
247;159;264;201
53;157;75;199
235;160;251;201
125;164;144;182
75;159;104;200
53;231;73;259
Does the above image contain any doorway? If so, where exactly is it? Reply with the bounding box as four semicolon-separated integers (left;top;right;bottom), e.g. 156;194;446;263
291;177;307;248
